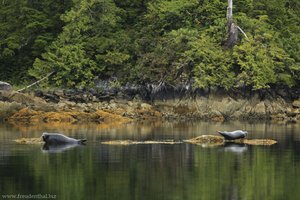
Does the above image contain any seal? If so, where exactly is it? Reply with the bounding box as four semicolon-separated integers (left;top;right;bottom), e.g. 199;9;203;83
217;130;248;140
42;132;87;145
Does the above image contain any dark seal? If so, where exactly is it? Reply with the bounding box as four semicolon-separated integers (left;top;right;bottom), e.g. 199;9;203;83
42;132;87;145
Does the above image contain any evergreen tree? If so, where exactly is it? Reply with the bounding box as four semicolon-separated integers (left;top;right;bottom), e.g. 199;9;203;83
0;0;72;83
0;0;298;89
30;0;130;88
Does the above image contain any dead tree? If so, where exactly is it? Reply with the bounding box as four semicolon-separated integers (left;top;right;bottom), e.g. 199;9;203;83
224;0;248;49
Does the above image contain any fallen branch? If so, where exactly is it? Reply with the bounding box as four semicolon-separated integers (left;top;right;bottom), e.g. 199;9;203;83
17;71;55;92
236;26;249;41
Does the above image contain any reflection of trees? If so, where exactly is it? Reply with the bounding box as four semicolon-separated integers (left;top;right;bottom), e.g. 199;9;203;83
1;144;299;200
1;121;300;199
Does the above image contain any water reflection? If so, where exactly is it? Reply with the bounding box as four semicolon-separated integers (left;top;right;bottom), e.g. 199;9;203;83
0;121;300;200
223;143;248;153
41;143;85;153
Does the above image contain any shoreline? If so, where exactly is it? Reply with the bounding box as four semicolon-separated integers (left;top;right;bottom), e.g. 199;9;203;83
1;88;300;124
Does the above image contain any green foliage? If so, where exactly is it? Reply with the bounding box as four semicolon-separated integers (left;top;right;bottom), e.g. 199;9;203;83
30;0;129;88
0;0;72;83
191;35;235;89
0;0;299;89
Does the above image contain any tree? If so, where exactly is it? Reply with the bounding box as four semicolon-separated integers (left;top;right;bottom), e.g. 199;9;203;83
0;0;72;83
30;0;129;88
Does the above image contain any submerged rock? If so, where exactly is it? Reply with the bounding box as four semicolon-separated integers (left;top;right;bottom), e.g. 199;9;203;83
101;140;182;145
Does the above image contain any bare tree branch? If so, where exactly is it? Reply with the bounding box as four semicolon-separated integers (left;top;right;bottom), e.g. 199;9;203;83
17;71;55;92
236;26;249;41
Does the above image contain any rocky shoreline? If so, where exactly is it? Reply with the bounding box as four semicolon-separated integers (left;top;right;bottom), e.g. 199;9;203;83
1;85;300;123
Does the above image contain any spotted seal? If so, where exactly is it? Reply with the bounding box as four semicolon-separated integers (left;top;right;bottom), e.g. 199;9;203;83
217;130;248;140
42;132;87;145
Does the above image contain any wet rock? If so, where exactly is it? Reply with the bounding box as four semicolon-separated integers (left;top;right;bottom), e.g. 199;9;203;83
212;98;245;119
286;108;300;117
0;81;12;91
42;93;60;103
252;102;266;118
92;96;98;102
292;99;300;108
14;137;43;144
54;90;64;97
184;135;224;145
0;101;24;119
101;140;181;145
141;103;152;110
184;135;277;146
8;108;131;124
235;139;277;145
109;102;117;109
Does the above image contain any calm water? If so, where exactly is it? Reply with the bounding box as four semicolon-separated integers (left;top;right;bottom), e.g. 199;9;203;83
1;121;300;200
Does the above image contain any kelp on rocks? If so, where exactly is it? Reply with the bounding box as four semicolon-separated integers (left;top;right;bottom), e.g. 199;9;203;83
184;135;277;146
13;135;277;146
101;140;182;145
14;137;43;144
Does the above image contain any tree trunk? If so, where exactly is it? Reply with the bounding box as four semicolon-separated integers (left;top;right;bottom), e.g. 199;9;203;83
224;0;238;49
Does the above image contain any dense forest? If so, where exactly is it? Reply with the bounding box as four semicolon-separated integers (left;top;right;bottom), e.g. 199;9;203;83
0;0;299;90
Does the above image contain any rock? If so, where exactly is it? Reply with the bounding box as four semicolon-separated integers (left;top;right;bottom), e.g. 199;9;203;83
109;102;117;109
0;81;12;91
254;102;266;114
184;135;277;146
54;90;64;97
235;139;277;145
92;96;98;102
101;140;181;145
127;101;133;106
57;102;67;109
271;113;286;121
141;103;152;110
8;108;131;124
211;98;245;119
0;101;24;119
292;99;300;108
184;135;224;145
286;107;300;117
14;137;43;144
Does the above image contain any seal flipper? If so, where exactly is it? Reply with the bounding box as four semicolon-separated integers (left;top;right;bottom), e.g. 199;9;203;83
79;139;87;144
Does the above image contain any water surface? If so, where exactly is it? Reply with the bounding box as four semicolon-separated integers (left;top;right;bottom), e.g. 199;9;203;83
1;121;300;200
